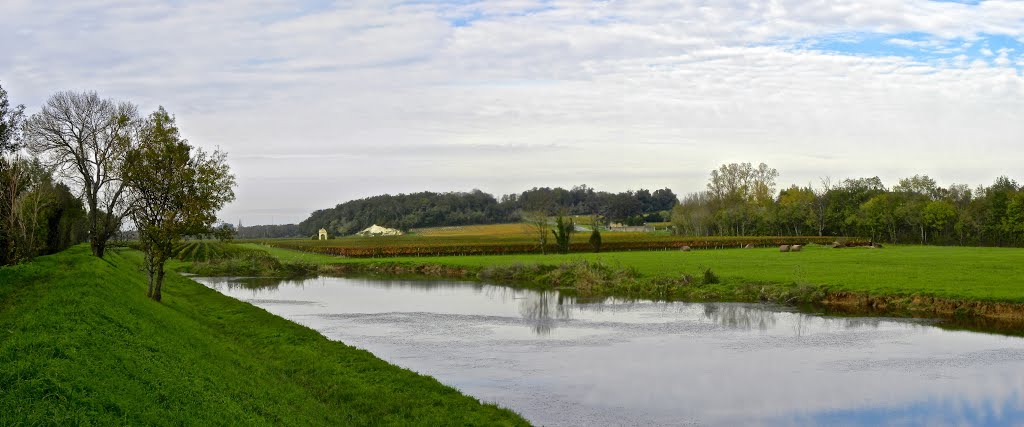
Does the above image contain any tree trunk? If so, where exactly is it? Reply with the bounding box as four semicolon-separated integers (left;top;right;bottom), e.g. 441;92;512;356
86;194;104;258
92;239;106;258
145;252;155;298
151;261;165;302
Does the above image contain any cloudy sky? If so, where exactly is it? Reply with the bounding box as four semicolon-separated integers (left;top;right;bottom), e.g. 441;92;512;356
2;0;1023;224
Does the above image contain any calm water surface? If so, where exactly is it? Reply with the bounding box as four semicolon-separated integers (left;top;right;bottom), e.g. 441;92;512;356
195;276;1024;427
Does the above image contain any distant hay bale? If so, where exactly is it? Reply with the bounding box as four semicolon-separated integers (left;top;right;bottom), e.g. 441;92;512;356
779;245;790;252
681;246;692;252
744;244;754;249
791;245;802;252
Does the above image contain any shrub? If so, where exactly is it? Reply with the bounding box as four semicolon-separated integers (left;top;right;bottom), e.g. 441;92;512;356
702;268;720;284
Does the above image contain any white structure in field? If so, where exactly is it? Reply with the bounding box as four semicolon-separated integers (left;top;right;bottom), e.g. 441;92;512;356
357;224;403;237
318;228;328;240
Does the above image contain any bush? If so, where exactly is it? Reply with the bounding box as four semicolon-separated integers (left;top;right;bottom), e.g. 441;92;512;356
702;268;720;284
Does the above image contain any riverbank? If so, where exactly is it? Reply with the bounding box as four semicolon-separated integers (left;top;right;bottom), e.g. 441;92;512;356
0;246;528;426
238;243;1024;328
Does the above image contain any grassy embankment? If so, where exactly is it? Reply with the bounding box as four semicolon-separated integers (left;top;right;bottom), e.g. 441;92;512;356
0;245;528;426
240;241;1024;324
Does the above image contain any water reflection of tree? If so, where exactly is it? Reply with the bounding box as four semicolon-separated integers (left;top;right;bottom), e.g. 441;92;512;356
519;291;573;336
702;304;777;331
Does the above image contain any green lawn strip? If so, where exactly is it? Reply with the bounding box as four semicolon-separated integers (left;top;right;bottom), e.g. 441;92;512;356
241;243;1024;304
0;245;528;426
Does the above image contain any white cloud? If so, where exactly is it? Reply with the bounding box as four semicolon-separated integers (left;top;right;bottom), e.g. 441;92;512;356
1;0;1023;223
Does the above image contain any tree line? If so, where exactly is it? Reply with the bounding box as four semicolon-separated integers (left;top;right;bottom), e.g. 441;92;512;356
280;160;1024;248
1;84;89;265
0;83;235;301
284;186;678;238
672;162;1024;247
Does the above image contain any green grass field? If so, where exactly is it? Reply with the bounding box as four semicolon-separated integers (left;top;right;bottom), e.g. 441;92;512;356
244;243;1024;303
0;246;527;426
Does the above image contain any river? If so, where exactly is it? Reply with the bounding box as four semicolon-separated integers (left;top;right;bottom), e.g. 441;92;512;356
195;276;1024;427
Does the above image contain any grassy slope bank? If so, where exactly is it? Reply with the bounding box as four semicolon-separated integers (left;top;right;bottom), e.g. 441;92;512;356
246;243;1024;303
243;243;1024;323
0;246;527;426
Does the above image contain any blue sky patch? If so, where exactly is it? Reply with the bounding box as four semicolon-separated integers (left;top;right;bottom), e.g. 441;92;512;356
796;31;1022;69
780;392;1024;427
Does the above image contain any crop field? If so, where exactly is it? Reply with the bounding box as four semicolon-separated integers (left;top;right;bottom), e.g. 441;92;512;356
170;240;265;262
411;223;537;237
244;225;860;258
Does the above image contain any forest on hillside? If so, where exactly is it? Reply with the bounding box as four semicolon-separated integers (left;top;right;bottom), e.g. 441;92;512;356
237;186;678;238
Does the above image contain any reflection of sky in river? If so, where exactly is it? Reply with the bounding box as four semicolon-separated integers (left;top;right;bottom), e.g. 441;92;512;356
197;276;1024;427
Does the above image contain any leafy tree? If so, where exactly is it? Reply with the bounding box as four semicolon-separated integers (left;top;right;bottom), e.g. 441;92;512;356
859;193;901;243
1;84;27;264
923;200;957;243
979;176;1020;245
776;185;815;236
0;156;86;264
1002;192;1024;245
124;107;235;301
23;91;139;258
0;82;25;154
650;188;679;212
603;192;643;224
588;215;602;253
551;213;575;254
825;177;885;237
706;162;778;235
895;175;940;200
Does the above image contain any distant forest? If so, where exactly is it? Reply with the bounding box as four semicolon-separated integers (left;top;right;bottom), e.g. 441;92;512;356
236;186;678;238
238;162;1024;248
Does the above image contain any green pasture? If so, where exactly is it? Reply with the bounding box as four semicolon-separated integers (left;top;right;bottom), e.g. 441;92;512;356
0;246;527;426
243;243;1024;303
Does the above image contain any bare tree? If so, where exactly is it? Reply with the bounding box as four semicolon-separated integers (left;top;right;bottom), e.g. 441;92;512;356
522;211;550;254
811;177;833;236
23;91;139;258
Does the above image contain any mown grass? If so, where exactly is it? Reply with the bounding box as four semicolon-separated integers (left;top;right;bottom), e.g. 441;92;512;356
0;245;528;426
243;243;1024;304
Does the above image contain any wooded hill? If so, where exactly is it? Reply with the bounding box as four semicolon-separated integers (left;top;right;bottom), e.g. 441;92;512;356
286;186;677;238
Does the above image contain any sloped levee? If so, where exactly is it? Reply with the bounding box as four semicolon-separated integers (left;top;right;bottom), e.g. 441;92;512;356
0;245;529;426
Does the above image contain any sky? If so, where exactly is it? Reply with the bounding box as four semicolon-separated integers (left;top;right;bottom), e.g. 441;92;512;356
2;0;1023;225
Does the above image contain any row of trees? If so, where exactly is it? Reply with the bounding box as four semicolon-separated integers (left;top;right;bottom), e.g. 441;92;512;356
1;83;235;301
296;186;678;237
672;162;1024;246
1;85;89;265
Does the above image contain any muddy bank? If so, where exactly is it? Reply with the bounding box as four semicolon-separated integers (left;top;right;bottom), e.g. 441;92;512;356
819;292;1024;325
